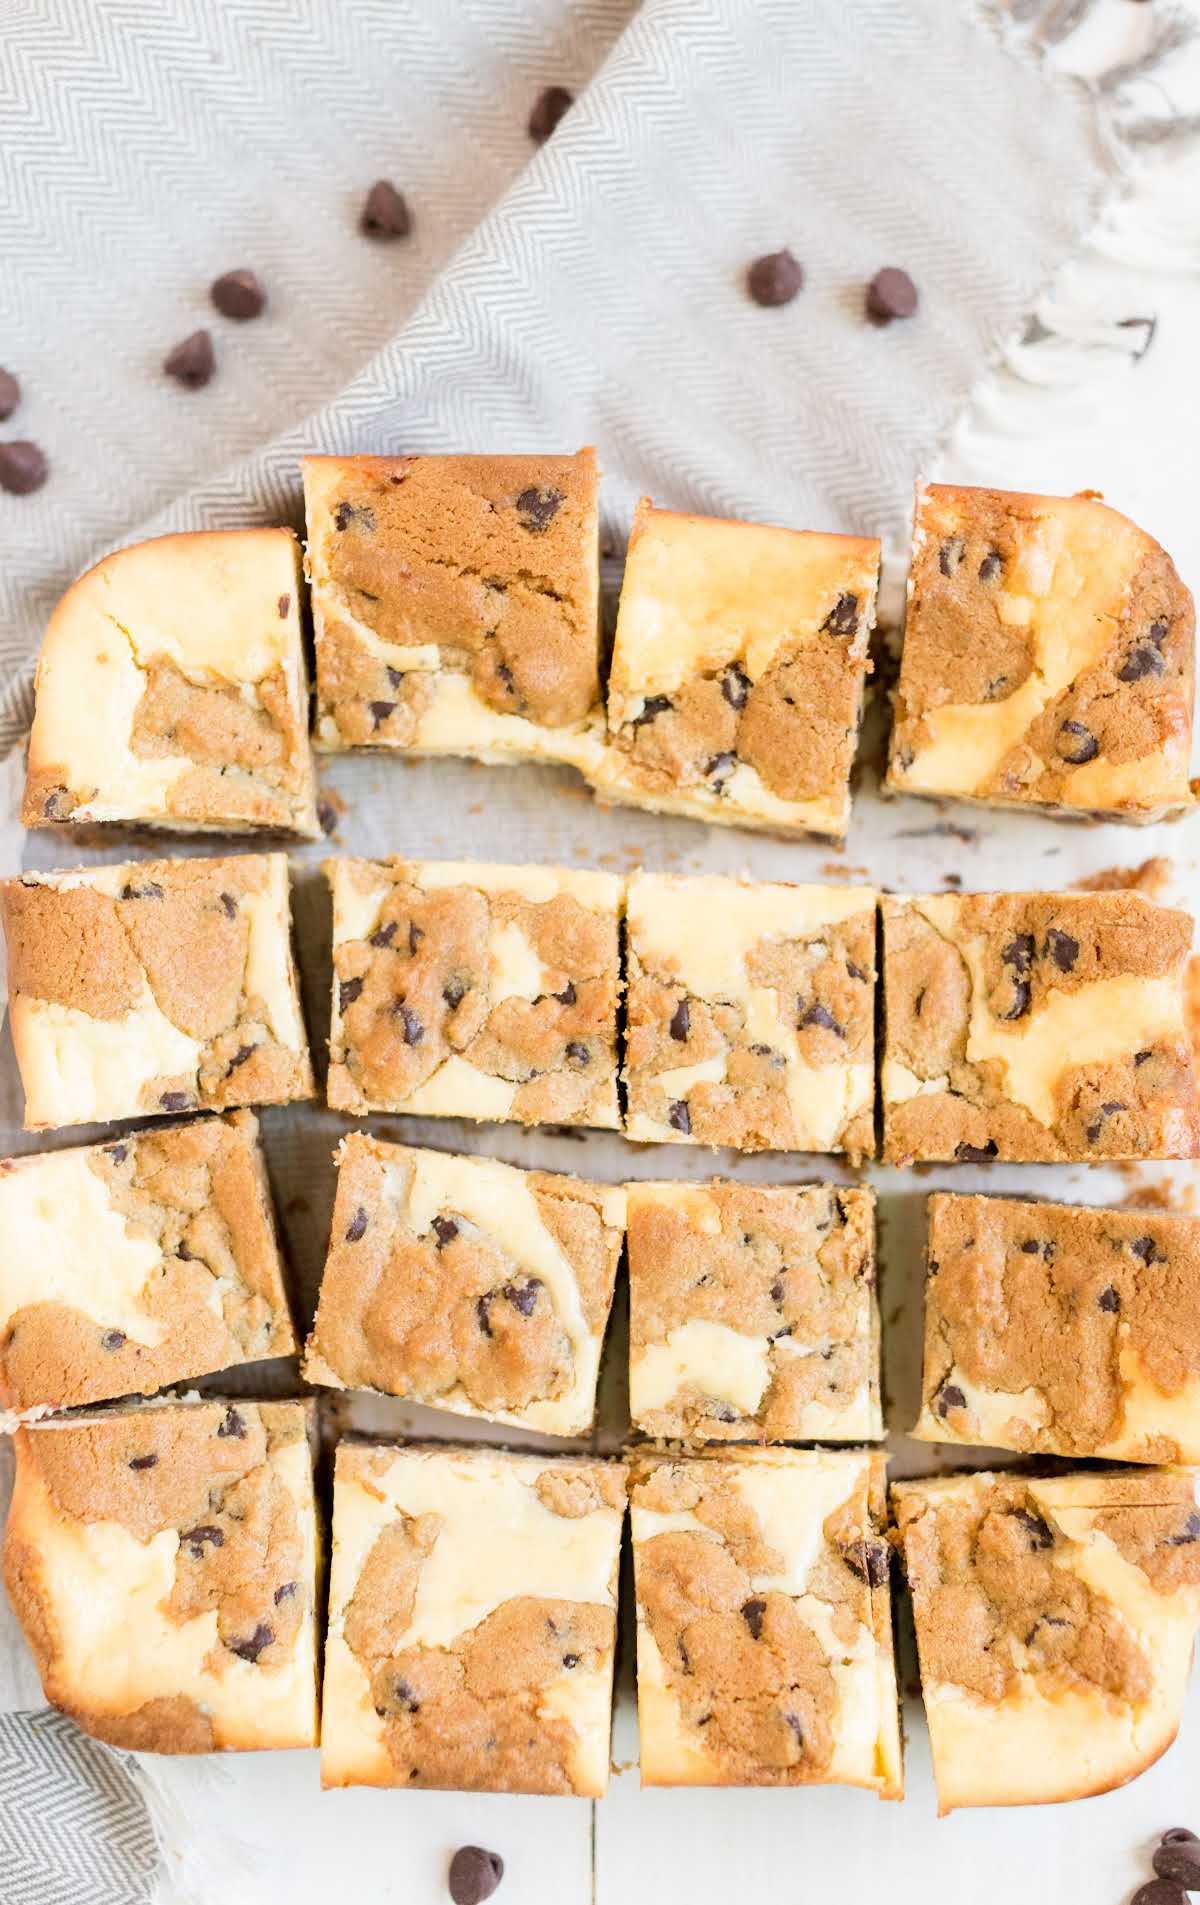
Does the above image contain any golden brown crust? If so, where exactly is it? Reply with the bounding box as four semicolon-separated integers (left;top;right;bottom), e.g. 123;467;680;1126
881;890;1200;1163
306;451;600;745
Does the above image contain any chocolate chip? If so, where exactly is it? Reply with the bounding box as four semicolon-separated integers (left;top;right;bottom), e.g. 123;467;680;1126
369;700;395;726
432;1216;459;1248
278;594;290;618
105;1144;129;1164
669;998;690;1042
1086;1100;1126;1144
1132;1882;1190;1905
1162;1831;1200;1847
1001;933;1035;976
705;751;736;786
409;922;425;955
1153;1845;1200;1887
396;1003;424;1045
1118;643;1166;683
317;797;339;837
668;1100;691;1135
865;266;918;324
1000;980;1031;1021
847;962;868;983
391;1676;420;1713
783;1712;804;1746
229;1623;273;1663
1166;1512;1200;1547
938;537;964;577
954;1140;998;1162
449;1846;505;1905
334;500;376;533
504;1279;542;1316
163;329;215;389
1043;928;1078;972
101;1330;126;1351
1011;1508;1054;1550
935;1383;966;1416
515;485;564;533
528;84;573;142
159;1091;191;1112
218;1407;246;1439
1098;1285;1120;1312
741;1598;767;1640
721;664;750;709
119;882;164;900
42;788;71;820
632;693;671;728
0;369;19;420
565;1040;590;1067
443;977;467;1009
1131;1234;1164;1265
747;249;803;307
1135;1048;1154;1067
360;179;411;239
128;1453;158;1471
1055;718;1099;764
978;551;1003;583
345;1206;369;1243
274;1581;298;1604
799;1001;845;1038
183;1524;224;1555
0;441;48;494
562;1653;580;1669
770;1279;785;1304
225;1044;257;1074
824;592;859;635
220;891;238;920
339;976;364;1011
552;979;577;1007
842;1539;890;1588
210;269;266;320
476;1295;494;1337
369;921;398;949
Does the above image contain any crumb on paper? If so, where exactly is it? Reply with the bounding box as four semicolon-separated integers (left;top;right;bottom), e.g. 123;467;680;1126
317;785;347;839
822;861;870;879
1074;855;1172;898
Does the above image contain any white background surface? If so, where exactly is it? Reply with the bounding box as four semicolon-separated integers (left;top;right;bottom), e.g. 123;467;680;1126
3;8;1200;1905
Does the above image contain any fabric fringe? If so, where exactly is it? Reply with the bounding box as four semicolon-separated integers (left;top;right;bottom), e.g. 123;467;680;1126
126;1753;264;1905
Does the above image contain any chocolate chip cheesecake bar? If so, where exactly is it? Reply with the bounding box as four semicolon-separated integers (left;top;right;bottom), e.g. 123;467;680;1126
304;450;604;769
0;1112;295;1416
0;854;313;1130
629;1448;901;1793
894;1467;1200;1811
326;857;621;1129
589;500;879;837
880;889;1200;1164
4;1399;320;1752
23;530;319;838
624;873;876;1157
627;1182;880;1443
304;1135;624;1436
321;1442;626;1793
914;1192;1200;1464
886;484;1195;822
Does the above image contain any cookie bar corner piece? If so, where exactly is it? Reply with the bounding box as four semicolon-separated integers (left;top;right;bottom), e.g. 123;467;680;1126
880;887;1200;1165
590;498;879;837
629;1447;901;1795
325;856;622;1129
0;852;314;1130
0;1111;296;1416
320;1442;627;1793
893;1466;1200;1811
626;1180;881;1442
2;1399;320;1752
623;872;877;1156
22;528;320;839
886;483;1196;823
303;448;604;769
303;1132;625;1436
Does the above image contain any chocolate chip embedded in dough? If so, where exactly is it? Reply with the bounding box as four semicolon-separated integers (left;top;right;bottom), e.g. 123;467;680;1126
503;1279;542;1317
277;594;290;618
746;248;803;307
219;892;238;920
1055;719;1099;764
432;1216;459;1248
1011;1508;1054;1550
1117;642;1166;684
345;1206;369;1243
182;1524;225;1555
339;977;364;1011
228;1622;274;1663
368;700;395;726
274;1581;298;1605
360;179;411;239
163;329;215;389
514;485;564;533
210;269;266;320
369;921;398;949
823;592;859;635
554;980;577;1006
938;537;964;577
800;1000;845;1038
128;1453;158;1471
395;1003;424;1045
528;85;573;142
978;551;1002;584
565;1040;591;1067
668;1100;691;1135
741;1598;766;1640
841;1539;890;1587
1043;928;1078;972
120;881;164;900
669;998;690;1042
1165;1513;1200;1547
475;1295;494;1337
160;1091;192;1113
449;1846;505;1905
217;1407;246;1439
1098;1286;1120;1313
631;694;671;729
935;1383;966;1416
1130;1234;1165;1265
334;500;376;533
101;1330;126;1351
705;751;736;787
721;664;750;709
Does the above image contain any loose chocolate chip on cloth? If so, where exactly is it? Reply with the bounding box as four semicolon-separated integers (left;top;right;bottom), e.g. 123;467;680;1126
360;179;412;239
866;266;919;323
1133;1884;1189;1905
449;1846;504;1905
746;247;803;306
0;441;48;495
529;84;573;141
1154;1843;1200;1887
163;328;216;388
0;369;20;420
211;268;266;319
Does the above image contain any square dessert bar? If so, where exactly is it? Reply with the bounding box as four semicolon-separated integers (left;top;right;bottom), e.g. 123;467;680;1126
321;1442;626;1793
3;1399;320;1753
624;873;877;1157
886;483;1195;823
880;889;1200;1164
304;1135;625;1435
894;1467;1200;1811
0;1112;295;1417
23;530;319;838
627;1181;880;1443
304;450;603;768
327;857;621;1129
0;853;313;1131
591;500;879;838
630;1448;901;1793
914;1192;1200;1465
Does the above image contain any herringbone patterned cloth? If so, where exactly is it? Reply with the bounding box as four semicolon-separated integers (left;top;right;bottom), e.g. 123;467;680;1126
0;2;1115;1900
